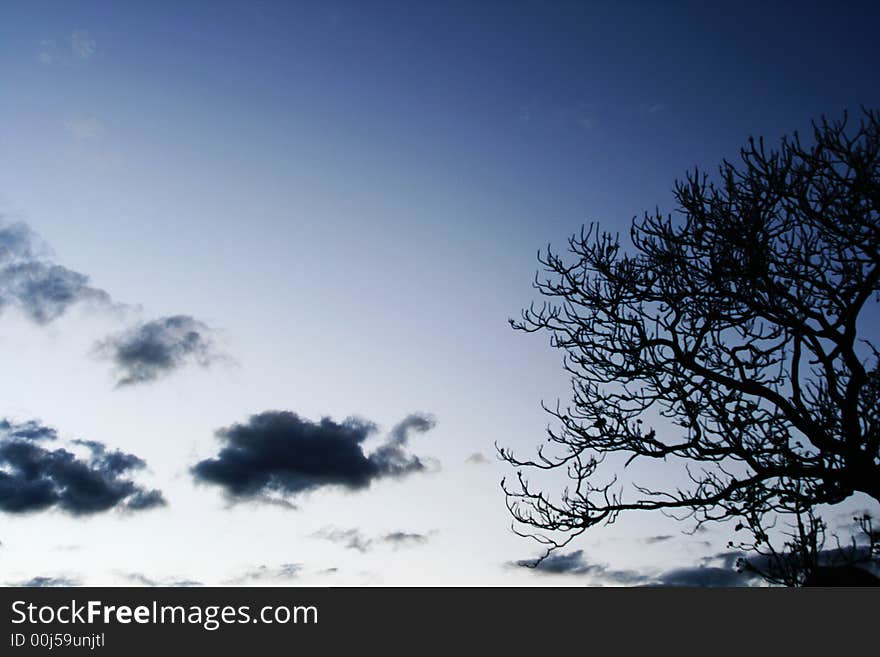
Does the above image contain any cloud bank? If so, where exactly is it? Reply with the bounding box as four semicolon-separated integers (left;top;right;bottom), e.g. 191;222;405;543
512;549;763;587
192;411;436;502
0;419;165;515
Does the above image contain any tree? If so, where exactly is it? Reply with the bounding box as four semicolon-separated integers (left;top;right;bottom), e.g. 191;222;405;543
501;109;880;585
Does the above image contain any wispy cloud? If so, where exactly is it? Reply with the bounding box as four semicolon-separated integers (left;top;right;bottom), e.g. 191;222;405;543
37;31;98;65
313;527;432;552
643;535;675;545
64;115;105;141
122;573;203;587
225;563;302;585
7;575;80;587
70;31;97;60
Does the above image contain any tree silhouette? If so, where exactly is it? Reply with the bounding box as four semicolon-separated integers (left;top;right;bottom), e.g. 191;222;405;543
501;109;880;585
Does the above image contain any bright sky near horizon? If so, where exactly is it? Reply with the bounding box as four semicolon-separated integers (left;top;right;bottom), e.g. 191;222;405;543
1;1;879;586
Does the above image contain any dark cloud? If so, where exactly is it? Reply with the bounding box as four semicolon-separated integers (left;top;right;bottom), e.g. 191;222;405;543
643;535;675;545
382;531;430;548
226;563;302;585
465;452;491;465
653;566;755;587
0;221;113;323
513;550;648;585
313;527;432;552
95;315;223;386
513;549;764;586
0;419;58;442
0;419;165;515
192;411;436;502
9;576;80;587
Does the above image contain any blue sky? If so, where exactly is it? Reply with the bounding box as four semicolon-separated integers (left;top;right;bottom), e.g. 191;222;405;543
0;1;878;586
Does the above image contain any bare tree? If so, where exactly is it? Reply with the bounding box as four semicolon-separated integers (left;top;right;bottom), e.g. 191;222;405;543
501;109;880;584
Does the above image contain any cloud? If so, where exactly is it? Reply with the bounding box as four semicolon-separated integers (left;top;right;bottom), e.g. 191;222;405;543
0;419;165;515
653;566;754;587
1;220;226;388
513;550;648;585
8;575;80;587
0;220;115;323
37;39;57;65
643;535;675;545
382;531;430;548
70;31;97;60
226;563;302;585
0;262;113;323
313;527;372;552
513;549;765;586
0;222;114;323
122;573;203;587
37;31;97;65
192;411;436;502
313;527;431;552
0;419;58;442
95;315;224;386
465;452;491;465
64;115;104;141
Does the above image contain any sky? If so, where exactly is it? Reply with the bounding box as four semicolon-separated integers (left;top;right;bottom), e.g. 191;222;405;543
0;0;878;587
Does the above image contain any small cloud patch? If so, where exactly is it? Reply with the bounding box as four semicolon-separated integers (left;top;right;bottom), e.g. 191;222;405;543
96;315;223;386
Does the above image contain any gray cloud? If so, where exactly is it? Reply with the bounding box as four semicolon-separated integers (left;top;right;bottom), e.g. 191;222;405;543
653;566;756;587
313;527;432;552
2;220;225;386
313;527;373;552
122;573;203;587
226;563;302;585
8;575;80;587
95;315;223;386
382;531;430;548
513;550;648;585
192;411;436;502
0;419;165;515
0;222;114;323
465;452;491;465
512;549;764;587
643;535;675;545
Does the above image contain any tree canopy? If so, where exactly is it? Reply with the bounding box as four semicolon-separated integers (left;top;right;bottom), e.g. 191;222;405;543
501;109;880;585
